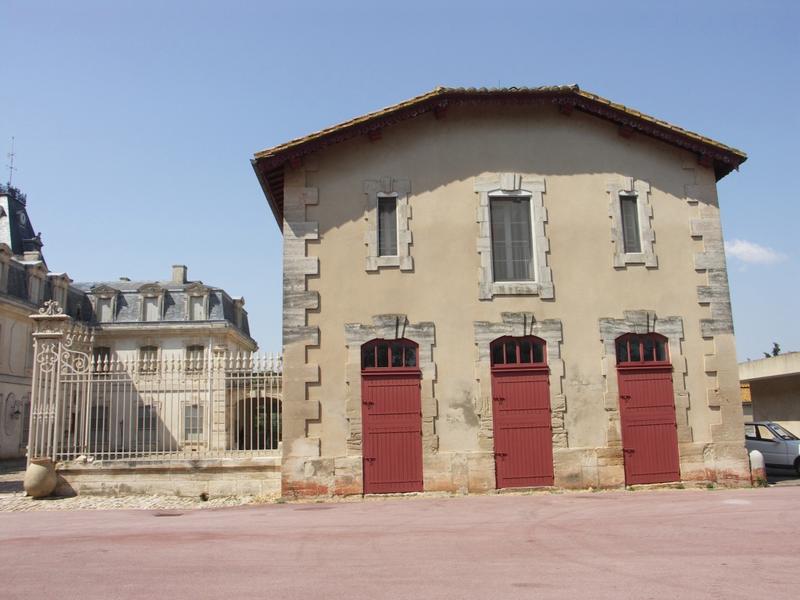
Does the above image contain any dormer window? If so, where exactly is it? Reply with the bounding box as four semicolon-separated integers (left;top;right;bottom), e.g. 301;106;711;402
189;296;206;320
143;296;160;321
138;284;164;322
28;275;41;305
96;298;113;321
185;283;209;321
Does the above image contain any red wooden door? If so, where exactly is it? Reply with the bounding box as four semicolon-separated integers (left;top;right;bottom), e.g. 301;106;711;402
616;334;680;485
361;340;423;494
490;337;554;488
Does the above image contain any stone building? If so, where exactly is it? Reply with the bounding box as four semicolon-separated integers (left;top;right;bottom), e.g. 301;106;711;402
740;353;800;434
0;185;71;458
75;264;256;361
0;184;259;464
252;86;752;497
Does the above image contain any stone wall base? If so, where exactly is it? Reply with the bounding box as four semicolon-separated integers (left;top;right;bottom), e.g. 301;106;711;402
54;457;281;498
281;442;753;498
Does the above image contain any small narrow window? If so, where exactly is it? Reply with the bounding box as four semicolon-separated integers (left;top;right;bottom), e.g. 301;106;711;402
377;196;398;256
490;196;533;281
619;193;642;253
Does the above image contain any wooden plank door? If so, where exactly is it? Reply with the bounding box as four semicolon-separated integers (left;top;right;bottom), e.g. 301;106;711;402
362;371;423;494
617;367;680;485
491;367;554;488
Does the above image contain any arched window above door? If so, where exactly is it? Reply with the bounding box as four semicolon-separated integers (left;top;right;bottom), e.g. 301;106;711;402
615;333;669;366
490;336;547;368
361;338;418;370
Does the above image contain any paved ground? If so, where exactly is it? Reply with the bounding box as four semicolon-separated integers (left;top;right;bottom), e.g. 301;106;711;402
2;484;799;600
0;459;257;511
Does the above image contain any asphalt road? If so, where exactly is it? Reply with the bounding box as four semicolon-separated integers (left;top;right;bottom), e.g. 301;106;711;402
2;486;798;600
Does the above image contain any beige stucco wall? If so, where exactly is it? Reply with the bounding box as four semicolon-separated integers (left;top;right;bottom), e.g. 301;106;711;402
279;104;750;496
0;300;33;459
749;376;800;434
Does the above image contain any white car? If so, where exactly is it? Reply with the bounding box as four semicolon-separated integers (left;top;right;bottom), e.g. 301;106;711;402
745;421;800;475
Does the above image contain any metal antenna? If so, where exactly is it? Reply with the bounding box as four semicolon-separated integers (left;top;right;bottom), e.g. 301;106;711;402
6;137;16;185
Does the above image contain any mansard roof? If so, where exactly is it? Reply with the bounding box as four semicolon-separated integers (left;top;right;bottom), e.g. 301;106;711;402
74;280;222;294
252;86;747;227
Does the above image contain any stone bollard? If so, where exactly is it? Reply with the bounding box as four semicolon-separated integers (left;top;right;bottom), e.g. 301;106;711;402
749;450;767;486
23;458;58;498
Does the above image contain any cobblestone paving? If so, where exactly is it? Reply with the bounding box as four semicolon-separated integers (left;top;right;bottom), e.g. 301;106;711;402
0;459;266;512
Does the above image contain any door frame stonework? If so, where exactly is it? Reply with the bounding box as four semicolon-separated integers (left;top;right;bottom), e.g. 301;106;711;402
474;314;565;463
599;311;692;458
344;315;437;492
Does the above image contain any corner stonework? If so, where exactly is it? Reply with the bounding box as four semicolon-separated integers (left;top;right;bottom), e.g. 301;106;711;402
683;163;750;485
281;167;323;498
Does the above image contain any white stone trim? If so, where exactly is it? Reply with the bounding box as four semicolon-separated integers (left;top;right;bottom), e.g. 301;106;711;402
473;313;566;451
598;311;691;447
363;178;412;271
474;173;552;300
607;177;657;268
344;315;437;456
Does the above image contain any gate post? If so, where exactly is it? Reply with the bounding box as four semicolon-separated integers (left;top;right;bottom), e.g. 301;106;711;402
28;301;73;461
209;345;228;452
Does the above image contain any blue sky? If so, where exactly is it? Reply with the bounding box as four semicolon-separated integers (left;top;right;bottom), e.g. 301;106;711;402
1;1;797;361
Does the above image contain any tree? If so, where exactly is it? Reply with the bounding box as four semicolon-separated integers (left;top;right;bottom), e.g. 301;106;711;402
763;342;781;359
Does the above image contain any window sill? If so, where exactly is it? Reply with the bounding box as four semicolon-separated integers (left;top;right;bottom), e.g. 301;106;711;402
480;280;552;300
366;255;413;272
614;251;658;268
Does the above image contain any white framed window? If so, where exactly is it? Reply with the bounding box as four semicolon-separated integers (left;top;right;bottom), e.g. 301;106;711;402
363;177;412;271
184;404;204;440
607;178;657;268
489;192;534;282
377;194;399;257
475;173;552;300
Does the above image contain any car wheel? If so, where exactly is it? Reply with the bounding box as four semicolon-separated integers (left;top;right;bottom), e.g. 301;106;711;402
795;458;800;477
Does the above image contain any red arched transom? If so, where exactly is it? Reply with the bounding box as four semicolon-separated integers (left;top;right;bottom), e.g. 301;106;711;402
615;333;670;366
361;338;419;370
490;336;547;368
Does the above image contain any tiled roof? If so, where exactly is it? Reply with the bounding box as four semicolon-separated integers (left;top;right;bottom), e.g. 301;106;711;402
252;86;747;226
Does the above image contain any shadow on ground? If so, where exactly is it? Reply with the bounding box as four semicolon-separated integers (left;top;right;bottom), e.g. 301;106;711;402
0;459;25;494
767;468;800;486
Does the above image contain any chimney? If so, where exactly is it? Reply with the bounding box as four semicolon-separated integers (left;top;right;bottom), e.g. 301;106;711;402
172;265;188;284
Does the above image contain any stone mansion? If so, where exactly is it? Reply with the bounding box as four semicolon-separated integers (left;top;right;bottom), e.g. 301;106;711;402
0;184;257;461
